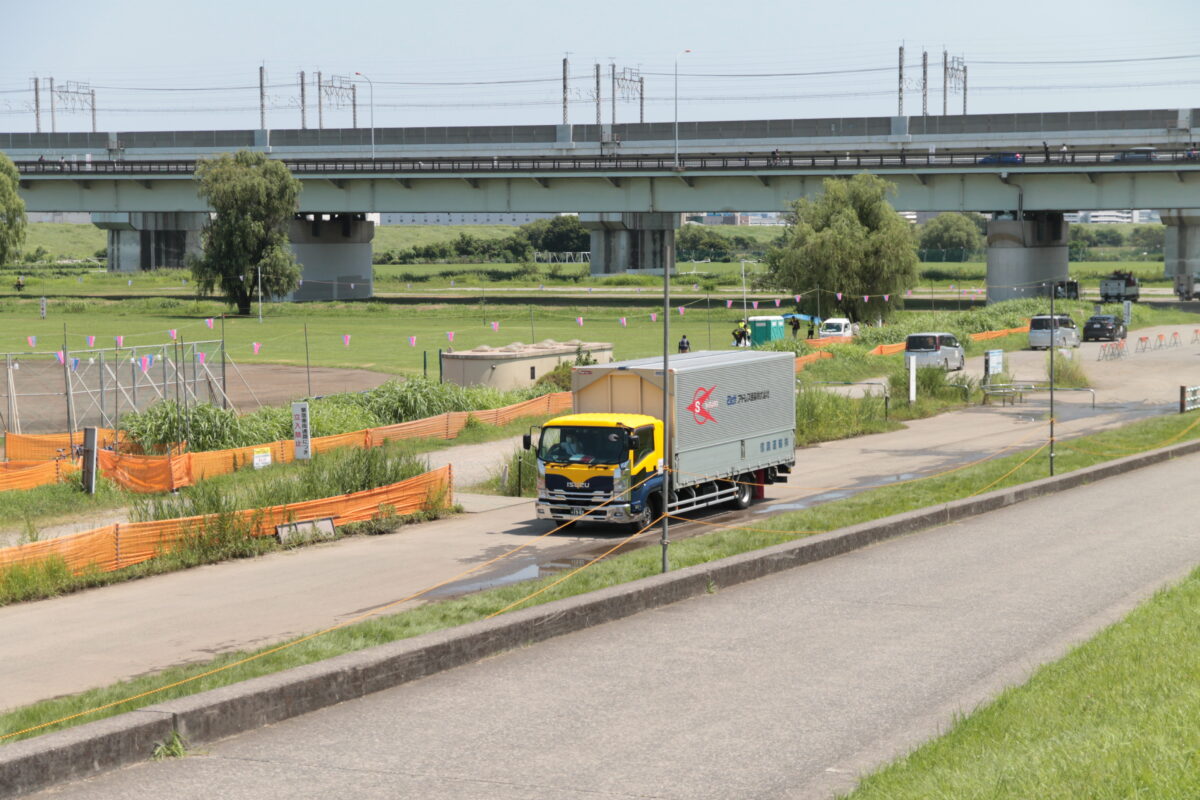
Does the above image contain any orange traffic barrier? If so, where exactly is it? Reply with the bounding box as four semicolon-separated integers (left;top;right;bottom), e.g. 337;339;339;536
794;351;835;372
0;465;452;575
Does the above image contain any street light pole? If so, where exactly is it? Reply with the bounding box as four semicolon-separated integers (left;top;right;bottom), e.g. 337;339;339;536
354;72;375;160
673;50;691;169
257;264;262;324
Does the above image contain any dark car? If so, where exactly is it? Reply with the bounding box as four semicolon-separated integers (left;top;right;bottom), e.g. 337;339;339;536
1113;147;1157;162
1082;314;1127;342
979;152;1024;165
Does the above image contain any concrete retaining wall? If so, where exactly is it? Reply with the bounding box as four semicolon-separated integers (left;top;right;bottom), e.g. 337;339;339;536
4;434;1200;797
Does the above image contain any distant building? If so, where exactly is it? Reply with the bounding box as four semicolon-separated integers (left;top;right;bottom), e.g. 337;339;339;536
1075;210;1160;224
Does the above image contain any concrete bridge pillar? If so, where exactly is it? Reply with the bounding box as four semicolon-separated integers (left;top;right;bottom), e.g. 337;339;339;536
286;213;374;301
986;213;1069;303
580;212;678;275
1160;210;1200;283
91;212;205;272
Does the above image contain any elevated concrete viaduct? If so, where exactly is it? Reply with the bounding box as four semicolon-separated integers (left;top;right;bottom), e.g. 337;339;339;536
4;107;1198;301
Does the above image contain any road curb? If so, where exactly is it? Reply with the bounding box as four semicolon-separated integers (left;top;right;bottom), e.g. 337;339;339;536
5;434;1200;797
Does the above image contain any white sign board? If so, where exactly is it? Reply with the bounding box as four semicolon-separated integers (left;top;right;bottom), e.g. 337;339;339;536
986;349;1003;376
292;401;312;460
253;446;272;470
1123;300;1132;326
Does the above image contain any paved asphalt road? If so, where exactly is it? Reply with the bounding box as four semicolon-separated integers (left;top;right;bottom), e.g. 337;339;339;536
3;325;1195;709
34;449;1200;799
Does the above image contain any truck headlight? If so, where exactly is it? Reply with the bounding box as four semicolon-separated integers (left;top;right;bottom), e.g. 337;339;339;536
612;464;630;497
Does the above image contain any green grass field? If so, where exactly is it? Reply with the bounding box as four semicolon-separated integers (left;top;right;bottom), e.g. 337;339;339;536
19;224;106;262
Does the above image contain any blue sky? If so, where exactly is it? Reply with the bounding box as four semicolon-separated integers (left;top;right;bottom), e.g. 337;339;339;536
2;0;1196;133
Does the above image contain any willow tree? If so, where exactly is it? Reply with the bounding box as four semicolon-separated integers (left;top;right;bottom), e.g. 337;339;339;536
192;151;302;315
765;173;917;322
0;153;27;267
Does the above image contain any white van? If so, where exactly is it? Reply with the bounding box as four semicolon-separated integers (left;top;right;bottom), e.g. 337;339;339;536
905;332;965;371
817;318;857;338
1028;315;1080;349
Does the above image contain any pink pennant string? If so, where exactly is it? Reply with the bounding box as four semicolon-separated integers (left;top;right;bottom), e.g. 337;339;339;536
836;292;843;301
651;312;658;322
408;336;417;347
343;334;351;347
752;301;759;309
884;294;890;301
726;300;733;308
252;342;262;354
169;329;177;340
86;335;95;347
619;317;627;327
447;331;455;342
140;355;149;373
678;306;685;316
205;318;214;329
576;317;584;326
863;295;869;303
197;352;207;365
774;299;781;307
115;335;124;348
55;350;64;365
490;321;500;332
26;336;35;348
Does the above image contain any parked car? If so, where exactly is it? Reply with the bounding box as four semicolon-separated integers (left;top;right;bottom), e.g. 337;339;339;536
979;152;1024;165
1028;315;1080;350
1113;147;1157;162
817;318;857;338
1082;314;1127;342
905;332;965;371
1099;270;1140;303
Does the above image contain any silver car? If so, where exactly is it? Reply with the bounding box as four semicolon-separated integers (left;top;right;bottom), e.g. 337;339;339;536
1028;315;1080;349
905;332;965;371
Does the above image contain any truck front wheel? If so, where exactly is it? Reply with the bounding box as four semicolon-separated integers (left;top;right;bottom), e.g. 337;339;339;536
732;476;754;509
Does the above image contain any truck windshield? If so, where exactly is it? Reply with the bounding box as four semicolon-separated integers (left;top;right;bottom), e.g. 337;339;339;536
538;426;628;465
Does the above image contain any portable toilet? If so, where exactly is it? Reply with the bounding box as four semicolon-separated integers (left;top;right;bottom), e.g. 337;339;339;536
748;315;785;346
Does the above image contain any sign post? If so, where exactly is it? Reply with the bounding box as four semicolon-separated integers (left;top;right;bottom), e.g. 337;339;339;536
292;401;311;461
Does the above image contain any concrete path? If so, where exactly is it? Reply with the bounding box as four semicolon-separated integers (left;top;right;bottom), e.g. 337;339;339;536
0;327;1195;711
33;448;1200;799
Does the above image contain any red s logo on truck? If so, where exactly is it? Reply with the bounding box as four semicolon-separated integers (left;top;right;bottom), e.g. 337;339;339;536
687;386;717;424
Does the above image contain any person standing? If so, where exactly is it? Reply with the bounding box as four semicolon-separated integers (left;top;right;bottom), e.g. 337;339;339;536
1042;141;1050;162
790;317;801;338
678;334;691;353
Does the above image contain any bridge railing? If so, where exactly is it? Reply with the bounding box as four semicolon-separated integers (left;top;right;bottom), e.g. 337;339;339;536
14;148;1200;176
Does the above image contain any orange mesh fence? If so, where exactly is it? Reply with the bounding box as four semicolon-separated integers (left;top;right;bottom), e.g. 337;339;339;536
869;342;907;355
0;466;452;575
794;352;834;372
806;336;853;348
3;393;571;494
0;459;77;491
5;429;118;461
970;325;1030;341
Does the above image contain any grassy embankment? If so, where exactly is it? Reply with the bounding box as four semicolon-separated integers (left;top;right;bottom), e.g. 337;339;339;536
3;408;1199;748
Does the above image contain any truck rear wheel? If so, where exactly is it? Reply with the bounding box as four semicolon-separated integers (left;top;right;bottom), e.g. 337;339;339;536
732;476;754;509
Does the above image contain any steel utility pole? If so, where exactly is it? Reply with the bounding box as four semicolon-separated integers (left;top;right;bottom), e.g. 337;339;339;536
639;76;645;123
897;46;904;116
921;50;928;116
562;56;569;125
963;65;968;114
32;78;40;133
259;66;266;130
610;62;616;125
594;63;601;125
90;89;96;132
299;70;307;129
317;71;323;129
49;76;56;133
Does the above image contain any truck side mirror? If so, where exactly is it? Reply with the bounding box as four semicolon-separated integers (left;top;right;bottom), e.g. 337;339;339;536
522;433;532;450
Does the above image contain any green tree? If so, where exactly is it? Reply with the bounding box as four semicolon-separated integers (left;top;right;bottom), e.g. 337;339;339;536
918;212;984;259
521;215;589;252
191;151;302;315
764;174;917;322
1129;225;1164;252
0;153;27;267
1092;226;1125;246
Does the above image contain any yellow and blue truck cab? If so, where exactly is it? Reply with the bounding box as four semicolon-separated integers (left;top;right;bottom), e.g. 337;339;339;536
526;350;796;528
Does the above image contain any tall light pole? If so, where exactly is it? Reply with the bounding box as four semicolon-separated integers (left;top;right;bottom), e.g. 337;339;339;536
354;72;375;160
673;50;691;169
740;259;758;317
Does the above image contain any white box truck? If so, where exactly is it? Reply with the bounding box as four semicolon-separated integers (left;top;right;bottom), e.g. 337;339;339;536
524;351;796;528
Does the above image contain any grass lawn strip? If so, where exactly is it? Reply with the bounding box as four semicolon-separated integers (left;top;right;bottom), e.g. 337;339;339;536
843;566;1200;799
4;409;1199;744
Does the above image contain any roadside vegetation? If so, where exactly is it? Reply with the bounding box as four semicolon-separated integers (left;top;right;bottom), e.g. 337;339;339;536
6;408;1200;746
